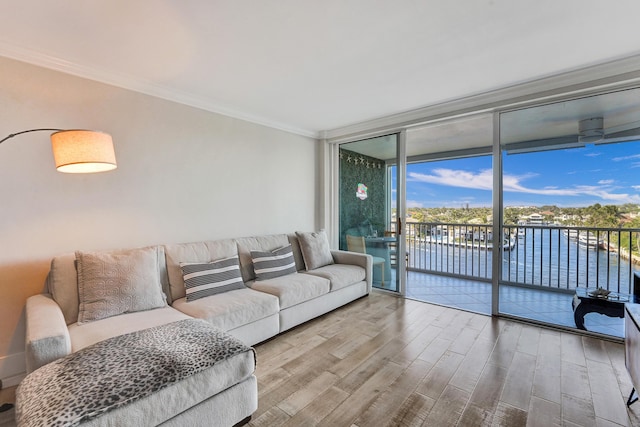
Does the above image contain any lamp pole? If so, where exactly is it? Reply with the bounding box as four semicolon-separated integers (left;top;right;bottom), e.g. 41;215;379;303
0;128;62;145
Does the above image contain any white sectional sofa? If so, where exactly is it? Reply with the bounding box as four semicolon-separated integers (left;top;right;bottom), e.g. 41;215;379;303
20;232;372;427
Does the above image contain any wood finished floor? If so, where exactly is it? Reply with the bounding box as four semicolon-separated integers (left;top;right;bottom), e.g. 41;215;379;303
249;292;640;427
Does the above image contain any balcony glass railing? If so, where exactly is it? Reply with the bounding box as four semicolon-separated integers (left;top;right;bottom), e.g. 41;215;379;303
405;222;640;293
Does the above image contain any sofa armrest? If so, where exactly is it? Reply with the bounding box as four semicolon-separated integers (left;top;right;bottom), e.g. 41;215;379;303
331;250;372;292
25;294;72;373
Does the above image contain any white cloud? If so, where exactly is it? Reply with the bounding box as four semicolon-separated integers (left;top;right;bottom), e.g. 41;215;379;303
407;168;640;204
408;168;495;191
633;185;640;191
406;200;424;208
598;179;614;185
585;152;602;157
613;153;640;161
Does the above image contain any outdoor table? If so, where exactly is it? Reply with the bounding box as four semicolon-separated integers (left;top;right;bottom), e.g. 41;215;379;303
572;287;636;330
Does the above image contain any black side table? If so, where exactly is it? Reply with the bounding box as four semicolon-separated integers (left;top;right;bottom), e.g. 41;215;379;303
572;288;631;330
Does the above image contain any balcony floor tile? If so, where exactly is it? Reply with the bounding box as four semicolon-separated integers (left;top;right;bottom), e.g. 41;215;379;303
404;271;624;338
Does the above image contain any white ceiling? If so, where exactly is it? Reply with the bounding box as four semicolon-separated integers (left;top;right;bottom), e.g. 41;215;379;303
2;1;640;137
343;113;494;161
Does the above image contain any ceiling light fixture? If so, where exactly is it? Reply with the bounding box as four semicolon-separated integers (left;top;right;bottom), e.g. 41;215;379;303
578;117;604;143
0;128;117;173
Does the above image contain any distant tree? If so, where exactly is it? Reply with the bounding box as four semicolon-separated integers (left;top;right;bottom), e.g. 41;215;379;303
585;204;619;228
623;217;640;253
504;208;520;225
408;208;425;223
619;203;640;214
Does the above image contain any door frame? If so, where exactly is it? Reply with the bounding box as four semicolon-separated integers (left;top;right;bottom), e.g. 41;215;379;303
330;131;407;295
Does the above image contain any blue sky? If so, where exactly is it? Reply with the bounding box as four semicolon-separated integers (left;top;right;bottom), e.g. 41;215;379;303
404;140;640;208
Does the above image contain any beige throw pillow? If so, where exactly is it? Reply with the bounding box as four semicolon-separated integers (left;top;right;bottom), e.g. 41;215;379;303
295;230;334;270
76;246;167;324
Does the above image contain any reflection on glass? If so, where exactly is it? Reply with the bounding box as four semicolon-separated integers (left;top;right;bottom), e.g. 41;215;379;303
339;135;400;292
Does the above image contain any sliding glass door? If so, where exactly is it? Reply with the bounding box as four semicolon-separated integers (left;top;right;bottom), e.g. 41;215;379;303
338;134;404;293
402;114;495;313
332;86;640;339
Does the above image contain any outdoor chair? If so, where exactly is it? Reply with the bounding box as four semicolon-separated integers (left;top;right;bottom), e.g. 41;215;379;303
346;234;385;285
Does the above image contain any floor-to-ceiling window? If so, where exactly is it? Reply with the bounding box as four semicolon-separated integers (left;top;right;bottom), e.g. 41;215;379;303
499;87;640;337
331;84;640;339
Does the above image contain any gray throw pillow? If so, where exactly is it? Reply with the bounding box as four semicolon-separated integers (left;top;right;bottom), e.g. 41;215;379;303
76;247;167;324
251;244;297;280
180;256;245;302
295;230;334;270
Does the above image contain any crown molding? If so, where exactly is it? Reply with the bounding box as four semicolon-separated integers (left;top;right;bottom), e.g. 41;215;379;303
322;53;640;142
4;39;640;143
0;41;318;139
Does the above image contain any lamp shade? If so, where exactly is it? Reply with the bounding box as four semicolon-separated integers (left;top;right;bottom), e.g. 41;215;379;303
50;130;117;173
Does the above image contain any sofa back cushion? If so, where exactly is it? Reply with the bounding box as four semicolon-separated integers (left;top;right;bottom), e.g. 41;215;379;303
286;233;307;272
47;253;80;325
47;246;170;325
164;239;238;302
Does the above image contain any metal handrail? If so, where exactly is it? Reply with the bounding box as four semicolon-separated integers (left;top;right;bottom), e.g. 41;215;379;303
405;222;640;293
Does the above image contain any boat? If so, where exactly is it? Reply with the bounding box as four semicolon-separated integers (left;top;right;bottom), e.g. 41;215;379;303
577;232;602;250
422;231;516;251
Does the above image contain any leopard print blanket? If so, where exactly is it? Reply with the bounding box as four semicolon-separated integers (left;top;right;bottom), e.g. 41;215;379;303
15;319;255;427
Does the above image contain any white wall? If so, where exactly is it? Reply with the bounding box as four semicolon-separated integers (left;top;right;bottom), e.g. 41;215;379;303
0;57;320;383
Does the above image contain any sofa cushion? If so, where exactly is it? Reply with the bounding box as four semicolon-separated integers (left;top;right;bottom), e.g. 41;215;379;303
251;245;297;281
76;247;168;324
303;264;366;291
247;272;330;309
180;256;245;302
164;239;238;303
295;230;334;270
172;288;279;331
68;306;191;352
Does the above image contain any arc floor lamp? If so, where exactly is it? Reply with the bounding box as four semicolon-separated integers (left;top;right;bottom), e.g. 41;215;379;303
0;128;117;173
0;127;117;413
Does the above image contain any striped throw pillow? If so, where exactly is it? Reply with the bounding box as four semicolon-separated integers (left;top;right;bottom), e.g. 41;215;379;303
251;244;297;281
180;256;245;302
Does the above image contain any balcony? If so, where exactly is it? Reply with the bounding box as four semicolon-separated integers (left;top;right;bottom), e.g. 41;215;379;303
403;222;640;337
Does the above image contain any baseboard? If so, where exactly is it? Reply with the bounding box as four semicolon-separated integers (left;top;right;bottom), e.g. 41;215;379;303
0;352;25;388
1;373;24;388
